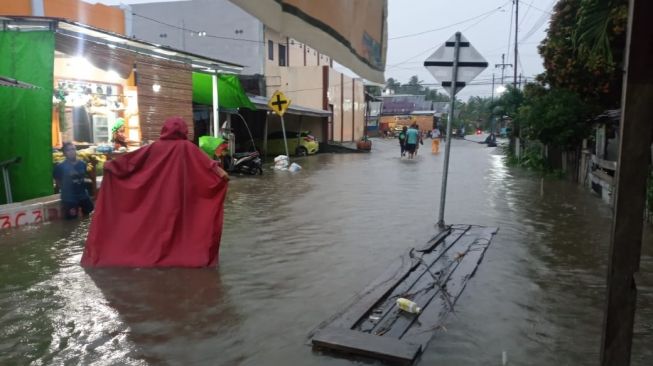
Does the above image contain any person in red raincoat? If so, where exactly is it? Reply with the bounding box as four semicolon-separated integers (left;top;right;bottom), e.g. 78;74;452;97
81;117;229;267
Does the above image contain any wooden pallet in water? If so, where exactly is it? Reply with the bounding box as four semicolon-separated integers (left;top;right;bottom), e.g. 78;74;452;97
310;224;498;365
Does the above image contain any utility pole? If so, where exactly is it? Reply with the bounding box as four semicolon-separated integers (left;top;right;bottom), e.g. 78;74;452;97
491;73;495;101
600;0;653;364
519;73;523;89
495;53;512;85
514;0;519;87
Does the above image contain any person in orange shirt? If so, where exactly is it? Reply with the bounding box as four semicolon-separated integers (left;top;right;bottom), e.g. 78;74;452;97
431;127;441;154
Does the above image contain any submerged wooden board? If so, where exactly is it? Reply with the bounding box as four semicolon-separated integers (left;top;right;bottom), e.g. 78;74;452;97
310;225;498;365
313;327;421;366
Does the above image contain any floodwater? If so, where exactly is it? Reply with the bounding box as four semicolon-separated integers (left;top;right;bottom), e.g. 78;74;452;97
1;137;651;365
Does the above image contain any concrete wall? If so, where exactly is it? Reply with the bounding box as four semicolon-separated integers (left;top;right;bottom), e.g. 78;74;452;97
0;0;32;16
325;69;364;142
269;66;323;110
265;28;331;96
130;0;264;75
287;38;331;67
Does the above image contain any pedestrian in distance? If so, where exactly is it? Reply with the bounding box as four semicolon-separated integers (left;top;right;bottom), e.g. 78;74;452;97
431;127;441;154
53;142;94;219
398;126;408;157
405;123;419;159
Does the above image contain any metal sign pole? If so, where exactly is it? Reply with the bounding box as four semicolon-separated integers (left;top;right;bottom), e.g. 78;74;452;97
437;32;461;228
280;115;290;160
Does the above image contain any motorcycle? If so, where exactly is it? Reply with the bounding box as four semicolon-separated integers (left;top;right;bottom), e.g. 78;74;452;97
223;150;262;175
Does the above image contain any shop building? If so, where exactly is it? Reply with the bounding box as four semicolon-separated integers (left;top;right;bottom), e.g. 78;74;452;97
378;95;438;133
0;16;243;204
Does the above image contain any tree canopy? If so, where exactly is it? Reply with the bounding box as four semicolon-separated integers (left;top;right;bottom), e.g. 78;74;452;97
384;75;450;102
538;0;627;108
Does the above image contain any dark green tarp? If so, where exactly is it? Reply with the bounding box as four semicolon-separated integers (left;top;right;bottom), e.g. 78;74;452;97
0;31;55;204
192;73;256;110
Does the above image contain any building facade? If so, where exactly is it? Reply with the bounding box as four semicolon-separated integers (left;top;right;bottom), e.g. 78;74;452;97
129;0;364;143
1;0;127;34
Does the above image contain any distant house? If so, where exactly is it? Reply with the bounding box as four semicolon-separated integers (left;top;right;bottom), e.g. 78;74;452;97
378;95;437;133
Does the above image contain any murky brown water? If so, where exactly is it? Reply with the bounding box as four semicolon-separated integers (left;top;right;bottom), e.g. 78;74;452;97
1;137;651;365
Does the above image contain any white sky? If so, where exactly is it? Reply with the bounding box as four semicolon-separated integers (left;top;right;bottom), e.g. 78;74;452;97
91;0;555;100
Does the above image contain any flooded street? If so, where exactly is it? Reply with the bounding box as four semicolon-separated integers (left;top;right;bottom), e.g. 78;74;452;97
1;137;651;365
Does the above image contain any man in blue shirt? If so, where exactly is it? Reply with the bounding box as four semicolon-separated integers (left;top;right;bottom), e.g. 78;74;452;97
53;142;94;219
405;124;420;159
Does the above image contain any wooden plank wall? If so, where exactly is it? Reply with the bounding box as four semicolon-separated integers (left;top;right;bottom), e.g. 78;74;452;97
135;56;194;142
55;34;134;78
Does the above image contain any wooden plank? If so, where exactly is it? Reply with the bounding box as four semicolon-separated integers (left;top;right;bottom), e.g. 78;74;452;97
135;56;194;142
405;227;497;348
310;250;419;334
591;155;618;171
355;227;466;332
591;170;614;186
380;233;483;339
416;226;454;252
310;226;498;365
600;0;653;364
357;228;473;335
312;327;421;366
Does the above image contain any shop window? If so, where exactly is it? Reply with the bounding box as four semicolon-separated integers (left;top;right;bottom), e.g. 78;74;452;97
268;40;274;60
55;79;127;144
279;44;287;66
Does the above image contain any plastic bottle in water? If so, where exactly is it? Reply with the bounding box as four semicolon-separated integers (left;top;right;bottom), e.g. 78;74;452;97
396;298;421;314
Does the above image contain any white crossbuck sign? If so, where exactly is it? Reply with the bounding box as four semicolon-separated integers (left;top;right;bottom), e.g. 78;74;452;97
424;33;488;96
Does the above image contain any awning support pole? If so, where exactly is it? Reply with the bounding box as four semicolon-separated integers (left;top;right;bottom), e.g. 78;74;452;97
212;73;219;138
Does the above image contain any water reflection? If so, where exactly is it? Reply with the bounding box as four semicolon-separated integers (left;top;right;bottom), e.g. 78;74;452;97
86;268;243;365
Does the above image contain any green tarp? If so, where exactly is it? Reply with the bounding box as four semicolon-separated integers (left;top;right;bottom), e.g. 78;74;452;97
0;31;55;204
192;73;256;110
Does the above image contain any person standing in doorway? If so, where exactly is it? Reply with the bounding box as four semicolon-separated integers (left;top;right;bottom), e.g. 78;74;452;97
398;126;408;157
431;127;441;154
405;124;419;159
53;142;94;219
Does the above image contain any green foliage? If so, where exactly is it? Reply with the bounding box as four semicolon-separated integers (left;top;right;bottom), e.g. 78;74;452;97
384;75;450;102
518;86;595;149
491;85;524;119
538;0;627;108
365;85;382;97
457;96;494;131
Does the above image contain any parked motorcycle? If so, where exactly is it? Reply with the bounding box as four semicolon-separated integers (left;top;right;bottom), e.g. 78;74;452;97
223;151;262;175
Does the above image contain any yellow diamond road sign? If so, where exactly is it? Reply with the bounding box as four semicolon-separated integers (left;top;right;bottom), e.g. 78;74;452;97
268;90;291;116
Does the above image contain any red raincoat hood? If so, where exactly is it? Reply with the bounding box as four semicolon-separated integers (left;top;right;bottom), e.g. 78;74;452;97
160;117;189;140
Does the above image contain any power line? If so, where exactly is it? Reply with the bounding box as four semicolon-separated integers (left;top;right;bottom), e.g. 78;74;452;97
386;45;438;69
520;0;536;26
389;1;511;40
505;0;514;64
522;2;553;15
132;12;265;44
462;7;503;32
519;1;554;43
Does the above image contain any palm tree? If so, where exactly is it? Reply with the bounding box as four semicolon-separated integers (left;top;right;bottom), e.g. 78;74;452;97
573;0;627;63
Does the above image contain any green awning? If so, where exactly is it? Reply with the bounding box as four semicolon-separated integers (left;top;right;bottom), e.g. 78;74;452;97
192;72;256;110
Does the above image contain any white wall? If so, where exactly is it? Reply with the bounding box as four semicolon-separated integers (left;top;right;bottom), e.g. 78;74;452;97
129;0;264;75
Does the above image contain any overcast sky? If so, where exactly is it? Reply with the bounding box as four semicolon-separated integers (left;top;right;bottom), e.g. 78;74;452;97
91;0;554;100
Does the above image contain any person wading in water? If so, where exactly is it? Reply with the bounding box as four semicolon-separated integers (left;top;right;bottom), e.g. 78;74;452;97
398;126;408;157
